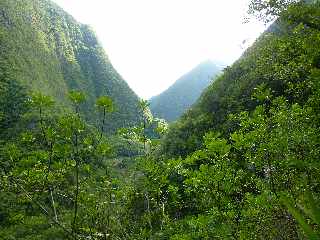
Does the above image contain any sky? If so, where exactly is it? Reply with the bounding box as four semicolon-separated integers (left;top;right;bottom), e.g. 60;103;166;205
52;0;267;99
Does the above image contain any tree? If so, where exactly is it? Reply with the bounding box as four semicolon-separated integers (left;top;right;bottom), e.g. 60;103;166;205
248;0;300;22
248;0;320;24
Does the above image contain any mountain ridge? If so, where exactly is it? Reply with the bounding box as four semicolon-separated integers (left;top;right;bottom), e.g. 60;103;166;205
0;0;140;132
149;60;223;121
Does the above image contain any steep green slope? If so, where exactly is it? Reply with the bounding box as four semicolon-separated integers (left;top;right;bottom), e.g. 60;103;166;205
149;60;222;122
0;0;140;132
159;2;320;158
133;2;320;239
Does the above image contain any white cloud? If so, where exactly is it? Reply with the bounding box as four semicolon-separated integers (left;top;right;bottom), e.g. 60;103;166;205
52;0;266;98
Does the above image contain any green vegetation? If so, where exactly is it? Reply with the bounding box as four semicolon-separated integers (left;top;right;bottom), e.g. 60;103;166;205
0;0;140;132
149;60;222;122
160;1;320;158
1;0;320;239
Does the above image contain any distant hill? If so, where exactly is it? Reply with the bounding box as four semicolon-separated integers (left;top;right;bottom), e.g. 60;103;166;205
149;60;223;121
0;0;140;132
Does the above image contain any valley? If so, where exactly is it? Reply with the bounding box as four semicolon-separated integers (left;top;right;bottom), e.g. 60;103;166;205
0;0;320;239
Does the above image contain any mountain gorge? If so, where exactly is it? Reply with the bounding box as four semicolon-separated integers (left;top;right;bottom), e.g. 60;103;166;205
149;60;222;121
0;0;140;132
1;0;320;239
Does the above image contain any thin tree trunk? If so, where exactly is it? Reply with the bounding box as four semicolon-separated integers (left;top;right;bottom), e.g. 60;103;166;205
72;149;79;239
72;108;80;239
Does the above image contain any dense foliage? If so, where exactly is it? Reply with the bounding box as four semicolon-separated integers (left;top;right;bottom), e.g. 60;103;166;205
140;1;320;238
1;0;320;239
0;92;137;239
149;60;222;122
0;64;29;137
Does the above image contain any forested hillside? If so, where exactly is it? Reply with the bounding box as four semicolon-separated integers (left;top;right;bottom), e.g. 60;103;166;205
144;1;320;238
1;0;320;239
0;0;140;132
149;60;222;121
159;2;320;158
